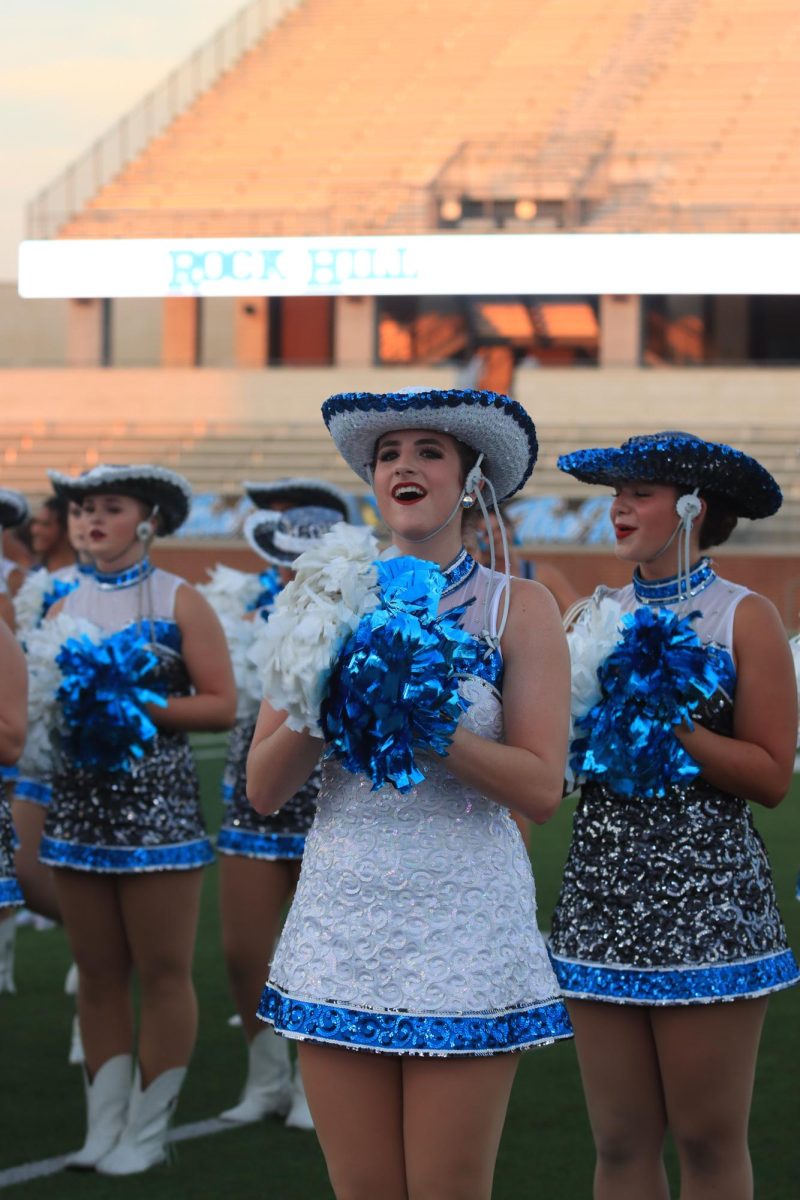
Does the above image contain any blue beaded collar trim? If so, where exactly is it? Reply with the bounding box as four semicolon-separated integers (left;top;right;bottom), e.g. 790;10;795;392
441;548;478;597
633;558;716;605
550;948;799;1005
13;778;52;807
0;765;18;781
216;828;306;860
0;878;24;907
94;558;154;591
78;561;95;576
39;836;215;873
258;985;572;1055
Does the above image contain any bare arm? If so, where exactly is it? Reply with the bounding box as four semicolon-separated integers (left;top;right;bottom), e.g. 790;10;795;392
148;584;237;733
530;561;581;617
0;620;27;763
675;593;797;808
246;700;323;814
444;578;571;823
0;594;14;632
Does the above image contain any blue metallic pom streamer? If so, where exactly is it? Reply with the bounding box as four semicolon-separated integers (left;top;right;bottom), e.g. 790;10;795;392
56;627;169;774
571;606;726;798
42;576;81;620
247;567;283;617
321;556;482;792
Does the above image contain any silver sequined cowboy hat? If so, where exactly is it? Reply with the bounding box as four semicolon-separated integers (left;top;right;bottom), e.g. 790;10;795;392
322;388;538;502
243;477;360;523
0;488;29;529
558;431;781;520
244;505;348;567
47;465;192;534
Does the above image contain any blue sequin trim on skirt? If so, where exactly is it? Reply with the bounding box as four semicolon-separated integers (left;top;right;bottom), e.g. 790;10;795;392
39;836;215;873
13;778;52;807
216;828;306;860
549;947;799;1005
258;984;573;1055
0;877;24;907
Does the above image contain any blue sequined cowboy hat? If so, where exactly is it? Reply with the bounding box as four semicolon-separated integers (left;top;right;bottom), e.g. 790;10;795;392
557;431;782;520
243;477;360;523
322;388;538;502
244;505;348;567
0;488;29;529
47;465;192;534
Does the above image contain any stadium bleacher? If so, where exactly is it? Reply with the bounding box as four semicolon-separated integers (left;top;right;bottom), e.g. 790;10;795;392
35;0;799;241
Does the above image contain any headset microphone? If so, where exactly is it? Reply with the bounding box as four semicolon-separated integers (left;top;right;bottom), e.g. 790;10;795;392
675;492;702;522
136;504;159;543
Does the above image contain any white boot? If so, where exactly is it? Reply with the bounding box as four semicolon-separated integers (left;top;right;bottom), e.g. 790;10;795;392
64;962;79;995
0;917;17;993
68;1013;85;1065
96;1064;186;1176
219;1027;292;1124
65;1054;132;1170
285;1064;315;1131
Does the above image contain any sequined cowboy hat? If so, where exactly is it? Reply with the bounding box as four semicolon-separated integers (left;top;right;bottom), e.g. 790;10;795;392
47;465;192;534
243;477;360;522
557;431;782;520
322;388;538;502
244;505;348;567
0;488;29;529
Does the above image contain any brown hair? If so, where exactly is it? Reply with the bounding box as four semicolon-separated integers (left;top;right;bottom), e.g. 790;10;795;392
699;494;738;549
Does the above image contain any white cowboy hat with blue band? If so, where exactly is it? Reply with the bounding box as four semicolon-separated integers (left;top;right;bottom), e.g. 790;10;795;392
322;388;538;502
557;431;781;520
47;465;192;535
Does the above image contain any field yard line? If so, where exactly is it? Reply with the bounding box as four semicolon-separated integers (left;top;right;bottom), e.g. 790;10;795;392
0;1118;232;1189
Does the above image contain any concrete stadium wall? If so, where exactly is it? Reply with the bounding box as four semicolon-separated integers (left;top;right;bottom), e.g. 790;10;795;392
0;366;798;427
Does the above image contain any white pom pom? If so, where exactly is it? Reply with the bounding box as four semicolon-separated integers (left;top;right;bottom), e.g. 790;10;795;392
19;613;102;777
253;523;380;734
564;591;623;791
13;571;51;636
197;564;263;621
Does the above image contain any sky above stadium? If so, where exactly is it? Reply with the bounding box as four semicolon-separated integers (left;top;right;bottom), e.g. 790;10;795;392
1;0;242;280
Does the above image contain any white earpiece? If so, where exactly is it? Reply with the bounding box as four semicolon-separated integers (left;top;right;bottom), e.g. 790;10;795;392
464;454;485;496
137;505;159;543
675;491;702;523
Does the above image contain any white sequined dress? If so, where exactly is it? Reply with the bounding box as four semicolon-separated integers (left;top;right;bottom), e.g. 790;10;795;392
259;550;571;1055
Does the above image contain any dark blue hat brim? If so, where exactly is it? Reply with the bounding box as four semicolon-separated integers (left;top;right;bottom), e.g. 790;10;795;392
0;489;28;529
558;436;781;520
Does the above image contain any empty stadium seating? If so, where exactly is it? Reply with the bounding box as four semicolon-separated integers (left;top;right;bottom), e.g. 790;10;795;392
2;418;797;545
45;0;799;240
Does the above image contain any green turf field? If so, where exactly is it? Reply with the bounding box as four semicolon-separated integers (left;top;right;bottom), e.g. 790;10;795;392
1;744;798;1199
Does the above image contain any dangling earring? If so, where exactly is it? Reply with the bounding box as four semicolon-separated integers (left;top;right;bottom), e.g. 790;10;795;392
462;494;476;509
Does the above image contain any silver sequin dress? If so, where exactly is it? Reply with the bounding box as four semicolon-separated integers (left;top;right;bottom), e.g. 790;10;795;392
0;778;23;908
40;562;214;873
259;551;572;1055
217;715;319;860
550;563;799;1005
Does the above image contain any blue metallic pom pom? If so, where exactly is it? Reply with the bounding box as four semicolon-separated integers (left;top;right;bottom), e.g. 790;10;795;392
571;606;725;799
42;576;81;620
56;627;169;773
321;556;482;792
246;567;283;617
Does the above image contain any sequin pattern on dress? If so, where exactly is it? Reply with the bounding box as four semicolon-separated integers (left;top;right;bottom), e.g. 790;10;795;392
216;716;319;860
550;573;799;1004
